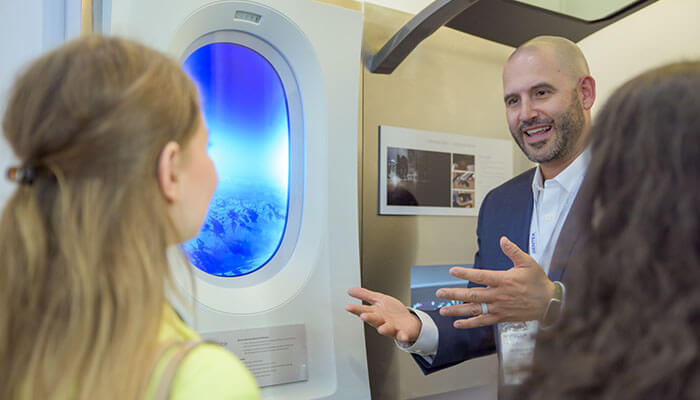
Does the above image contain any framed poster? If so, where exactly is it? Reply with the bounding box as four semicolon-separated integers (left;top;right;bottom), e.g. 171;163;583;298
379;125;513;216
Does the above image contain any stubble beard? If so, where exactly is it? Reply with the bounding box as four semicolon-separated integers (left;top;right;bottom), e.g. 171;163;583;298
512;91;585;164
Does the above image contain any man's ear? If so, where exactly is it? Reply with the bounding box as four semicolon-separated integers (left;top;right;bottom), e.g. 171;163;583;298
579;75;596;110
157;141;181;204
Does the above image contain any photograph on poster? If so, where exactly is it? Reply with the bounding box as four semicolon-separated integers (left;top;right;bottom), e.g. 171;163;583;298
452;191;474;208
379;125;513;216
452;153;475;190
386;147;451;207
451;153;475;208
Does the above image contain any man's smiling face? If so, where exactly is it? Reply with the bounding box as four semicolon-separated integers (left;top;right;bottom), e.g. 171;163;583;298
503;47;585;164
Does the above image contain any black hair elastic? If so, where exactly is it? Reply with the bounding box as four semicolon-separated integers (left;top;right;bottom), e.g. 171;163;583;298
6;165;36;185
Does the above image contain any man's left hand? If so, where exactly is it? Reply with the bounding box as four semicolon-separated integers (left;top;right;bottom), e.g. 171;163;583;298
436;236;555;329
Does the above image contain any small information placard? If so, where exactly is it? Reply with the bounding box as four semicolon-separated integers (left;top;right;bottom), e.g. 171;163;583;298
201;324;308;387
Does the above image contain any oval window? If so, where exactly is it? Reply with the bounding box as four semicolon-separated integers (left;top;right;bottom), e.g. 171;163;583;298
181;42;290;277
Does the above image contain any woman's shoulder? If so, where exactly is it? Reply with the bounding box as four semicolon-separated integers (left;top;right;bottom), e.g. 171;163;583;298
170;343;260;400
169;343;260;400
157;306;260;399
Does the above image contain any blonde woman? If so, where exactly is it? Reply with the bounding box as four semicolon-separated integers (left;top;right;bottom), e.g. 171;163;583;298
0;36;259;399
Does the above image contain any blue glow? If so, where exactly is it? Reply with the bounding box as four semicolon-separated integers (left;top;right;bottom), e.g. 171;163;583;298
181;42;290;277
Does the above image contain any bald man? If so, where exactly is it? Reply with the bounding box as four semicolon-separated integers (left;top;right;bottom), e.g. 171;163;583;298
347;36;596;389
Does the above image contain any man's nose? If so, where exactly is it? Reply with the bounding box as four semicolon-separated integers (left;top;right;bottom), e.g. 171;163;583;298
519;98;538;122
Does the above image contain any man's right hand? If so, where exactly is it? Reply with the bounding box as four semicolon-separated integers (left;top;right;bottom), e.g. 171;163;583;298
346;287;422;343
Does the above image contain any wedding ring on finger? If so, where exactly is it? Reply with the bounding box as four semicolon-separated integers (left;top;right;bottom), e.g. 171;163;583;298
480;302;489;315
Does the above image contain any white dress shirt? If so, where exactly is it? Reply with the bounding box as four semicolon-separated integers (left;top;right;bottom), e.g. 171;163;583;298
397;149;590;365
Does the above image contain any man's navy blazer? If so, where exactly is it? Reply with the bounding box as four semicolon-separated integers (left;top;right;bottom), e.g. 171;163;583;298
408;167;572;378
412;167;583;374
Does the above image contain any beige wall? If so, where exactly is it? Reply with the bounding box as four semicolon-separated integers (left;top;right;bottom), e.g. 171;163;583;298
579;0;700;114
359;4;531;399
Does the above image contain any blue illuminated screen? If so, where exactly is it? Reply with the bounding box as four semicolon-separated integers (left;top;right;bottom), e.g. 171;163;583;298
181;42;290;277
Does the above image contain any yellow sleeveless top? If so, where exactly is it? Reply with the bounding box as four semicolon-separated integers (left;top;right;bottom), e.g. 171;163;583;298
144;306;260;400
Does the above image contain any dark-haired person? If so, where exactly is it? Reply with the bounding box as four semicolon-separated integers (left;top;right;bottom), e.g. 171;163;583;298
347;35;596;390
0;36;259;399
515;60;700;400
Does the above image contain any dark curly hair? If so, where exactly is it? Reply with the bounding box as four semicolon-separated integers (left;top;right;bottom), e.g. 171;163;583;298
517;61;700;399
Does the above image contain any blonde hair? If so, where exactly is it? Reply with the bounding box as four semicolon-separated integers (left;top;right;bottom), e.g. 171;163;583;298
0;36;200;399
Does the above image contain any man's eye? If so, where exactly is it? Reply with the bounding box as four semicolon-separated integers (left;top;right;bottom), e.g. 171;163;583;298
536;89;549;96
506;98;518;106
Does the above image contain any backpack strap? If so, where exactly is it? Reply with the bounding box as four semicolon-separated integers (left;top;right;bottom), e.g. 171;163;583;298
152;340;205;400
152;340;181;367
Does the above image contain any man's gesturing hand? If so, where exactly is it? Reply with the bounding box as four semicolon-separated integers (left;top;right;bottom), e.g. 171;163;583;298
436;236;556;329
346;287;422;343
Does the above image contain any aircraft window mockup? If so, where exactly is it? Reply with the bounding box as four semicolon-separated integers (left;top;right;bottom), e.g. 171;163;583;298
181;42;291;277
166;4;313;312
